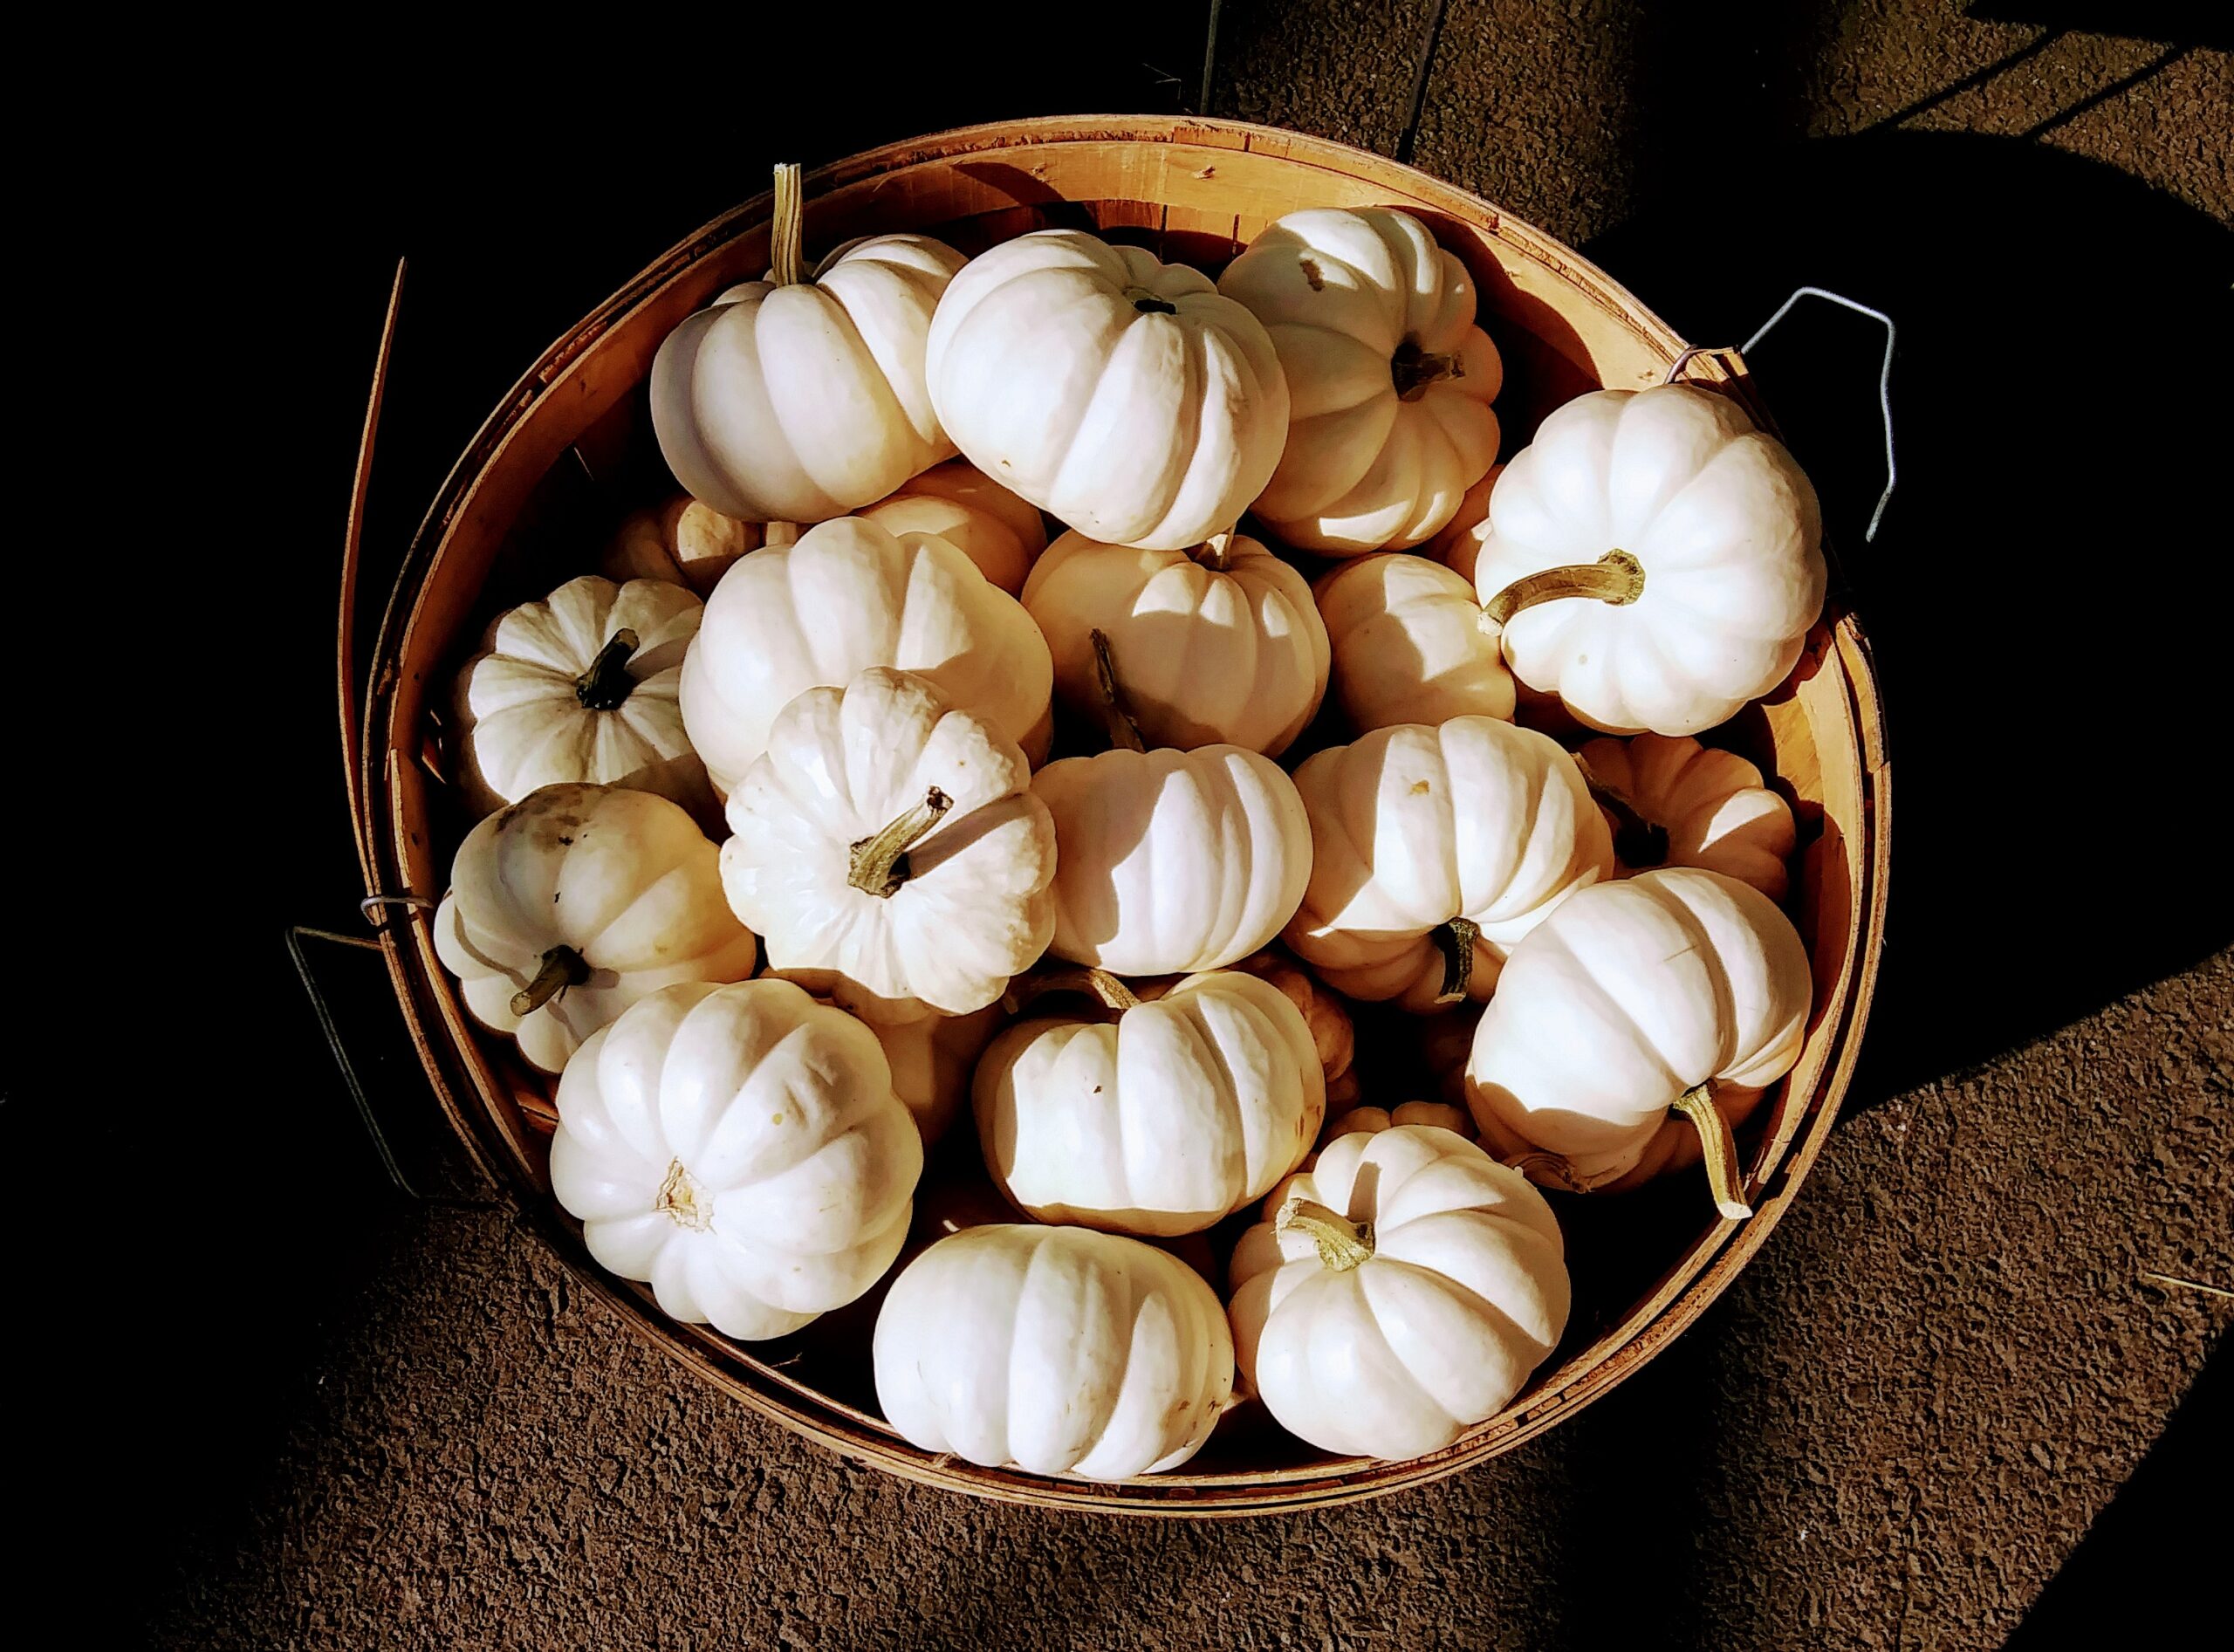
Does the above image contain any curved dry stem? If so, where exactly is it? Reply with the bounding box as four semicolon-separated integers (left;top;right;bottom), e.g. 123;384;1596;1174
848;788;953;897
510;944;591;1017
1433;917;1480;1004
1481;549;1646;629
1090;628;1149;753
1671;1081;1752;1220
1279;1197;1376;1271
1004;967;1142;1018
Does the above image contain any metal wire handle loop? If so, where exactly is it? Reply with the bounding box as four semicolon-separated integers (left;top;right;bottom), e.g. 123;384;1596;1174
1744;286;1898;544
286;926;498;1209
360;892;436;922
1662;286;1898;544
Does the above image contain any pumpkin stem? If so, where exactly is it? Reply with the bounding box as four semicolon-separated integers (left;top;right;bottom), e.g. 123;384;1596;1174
770;161;806;288
1574;755;1670;868
1503;1150;1596;1194
1090;628;1149;753
1278;1197;1375;1271
1671;1081;1752;1220
1480;549;1647;631
1189;530;1237;574
1004;966;1141;1018
654;1158;712;1231
1129;291;1179;315
1433;917;1479;1004
1391;339;1463;401
510;944;591;1017
572;627;641;711
848;788;953;898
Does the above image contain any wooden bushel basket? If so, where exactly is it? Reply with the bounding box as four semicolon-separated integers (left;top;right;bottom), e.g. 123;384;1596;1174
339;116;1889;1516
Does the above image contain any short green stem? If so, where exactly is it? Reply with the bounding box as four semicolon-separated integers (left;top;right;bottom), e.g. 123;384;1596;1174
572;627;641;711
1671;1081;1752;1220
848;788;952;898
1091;628;1149;753
1481;549;1646;630
511;944;591;1017
1279;1197;1375;1271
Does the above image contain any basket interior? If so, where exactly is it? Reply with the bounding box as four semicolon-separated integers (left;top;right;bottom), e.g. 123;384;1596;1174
370;122;1874;1508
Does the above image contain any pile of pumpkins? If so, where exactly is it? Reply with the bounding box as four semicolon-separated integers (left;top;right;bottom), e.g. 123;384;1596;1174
433;164;1826;1478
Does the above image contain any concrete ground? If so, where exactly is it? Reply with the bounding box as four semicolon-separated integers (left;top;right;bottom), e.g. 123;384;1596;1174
111;3;2227;1647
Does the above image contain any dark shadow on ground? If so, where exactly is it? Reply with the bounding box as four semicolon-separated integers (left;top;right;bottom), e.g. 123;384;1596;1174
2004;1330;2229;1644
1586;127;2234;1106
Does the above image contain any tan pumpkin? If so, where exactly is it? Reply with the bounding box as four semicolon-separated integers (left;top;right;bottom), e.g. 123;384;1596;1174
1577;732;1797;901
600;497;765;596
853;457;1048;596
1314;552;1514;733
1024;528;1329;757
1422;463;1502;586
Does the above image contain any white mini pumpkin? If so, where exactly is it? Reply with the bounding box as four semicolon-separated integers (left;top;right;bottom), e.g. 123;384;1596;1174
1314;552;1514;732
1219;208;1502;554
1033;744;1312;977
867;1003;1004;1147
678;514;1053;795
650;165;963;524
1465;867;1813;1217
1228;1124;1568;1459
873;1224;1234;1479
433;784;759;1073
853;456;1047;596
1024;528;1329;757
453;575;711;822
1578;732;1797;901
720;668;1056;1022
600;496;764;595
973;970;1325;1236
1284;718;1614;1011
925;230;1289;551
1471;383;1826;735
549;979;922;1340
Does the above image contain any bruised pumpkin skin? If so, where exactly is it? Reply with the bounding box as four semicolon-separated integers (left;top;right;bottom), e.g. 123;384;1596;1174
873;1224;1235;1479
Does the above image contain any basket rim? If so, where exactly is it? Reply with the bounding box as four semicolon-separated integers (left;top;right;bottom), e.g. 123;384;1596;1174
345;113;1891;1517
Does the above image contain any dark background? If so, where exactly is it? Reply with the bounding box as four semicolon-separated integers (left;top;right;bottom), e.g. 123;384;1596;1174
40;3;2228;1646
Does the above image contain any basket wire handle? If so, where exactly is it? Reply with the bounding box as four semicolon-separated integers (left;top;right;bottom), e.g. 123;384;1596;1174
287;924;501;1210
1665;285;1899;544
